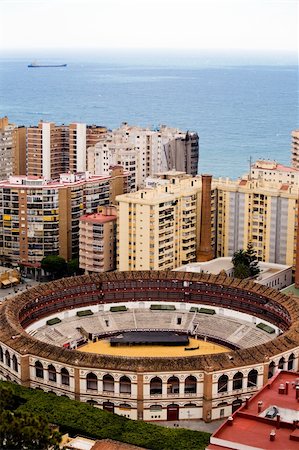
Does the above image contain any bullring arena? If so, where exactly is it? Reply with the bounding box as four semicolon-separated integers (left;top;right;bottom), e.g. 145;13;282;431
0;271;299;422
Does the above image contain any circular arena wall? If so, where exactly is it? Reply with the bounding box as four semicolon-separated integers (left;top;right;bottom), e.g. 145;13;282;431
0;271;299;422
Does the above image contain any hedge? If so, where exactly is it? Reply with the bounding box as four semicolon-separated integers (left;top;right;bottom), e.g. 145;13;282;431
256;322;275;334
76;310;94;317
189;307;215;315
46;317;62;326
0;382;210;450
110;306;128;312
150;305;176;311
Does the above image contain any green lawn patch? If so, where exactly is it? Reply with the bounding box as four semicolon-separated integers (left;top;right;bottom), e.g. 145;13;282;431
46;317;61;326
256;322;275;334
0;382;210;450
76;310;94;317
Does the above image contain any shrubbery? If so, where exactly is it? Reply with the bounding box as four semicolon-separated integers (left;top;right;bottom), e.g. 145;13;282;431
0;382;210;450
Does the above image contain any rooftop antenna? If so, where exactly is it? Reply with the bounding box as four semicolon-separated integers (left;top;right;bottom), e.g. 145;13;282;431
248;155;252;180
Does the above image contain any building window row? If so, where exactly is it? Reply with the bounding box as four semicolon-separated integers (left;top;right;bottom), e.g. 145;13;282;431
0;346;18;373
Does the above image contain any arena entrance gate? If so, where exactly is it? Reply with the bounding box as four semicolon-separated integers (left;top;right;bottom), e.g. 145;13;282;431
103;401;114;413
167;404;179;421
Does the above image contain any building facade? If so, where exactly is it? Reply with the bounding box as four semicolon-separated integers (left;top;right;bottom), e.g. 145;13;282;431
247;159;299;186
0;168;129;270
79;206;117;273
291;130;299;169
0;117;26;180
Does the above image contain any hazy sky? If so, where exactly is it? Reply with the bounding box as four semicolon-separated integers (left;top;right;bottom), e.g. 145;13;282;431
0;0;298;52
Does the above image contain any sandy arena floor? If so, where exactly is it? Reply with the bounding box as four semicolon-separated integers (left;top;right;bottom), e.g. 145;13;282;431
78;337;229;357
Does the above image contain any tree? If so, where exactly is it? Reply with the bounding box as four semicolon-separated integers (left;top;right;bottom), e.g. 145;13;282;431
67;258;84;276
41;255;67;279
232;243;260;279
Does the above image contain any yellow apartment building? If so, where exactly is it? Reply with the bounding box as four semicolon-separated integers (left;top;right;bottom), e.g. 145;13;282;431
0;116;26;180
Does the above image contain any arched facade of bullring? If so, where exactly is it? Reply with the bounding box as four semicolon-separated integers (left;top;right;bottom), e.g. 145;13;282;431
0;271;299;422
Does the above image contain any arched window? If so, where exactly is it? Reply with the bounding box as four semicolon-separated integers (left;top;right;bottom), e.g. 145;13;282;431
5;351;11;368
0;346;3;362
150;404;162;411
119;403;131;409
150;376;162;395
103;374;114;392
12;355;18;373
288;353;295;371
247;369;258;387
233;372;243;390
217;375;228;393
119;376;131;394
278;357;285;370
87;400;98;406
35;361;44;379
86;372;98;391
48;364;57;382
185;375;197;394
167;376;179;394
268;361;275;379
61;368;70;386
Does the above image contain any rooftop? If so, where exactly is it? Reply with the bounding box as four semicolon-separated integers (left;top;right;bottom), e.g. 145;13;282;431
80;212;117;224
208;370;299;450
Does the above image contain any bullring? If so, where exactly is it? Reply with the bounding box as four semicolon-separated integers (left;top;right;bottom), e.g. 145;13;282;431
0;271;299;422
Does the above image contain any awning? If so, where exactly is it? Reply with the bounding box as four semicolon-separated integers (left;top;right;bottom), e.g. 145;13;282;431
9;277;19;283
1;279;11;285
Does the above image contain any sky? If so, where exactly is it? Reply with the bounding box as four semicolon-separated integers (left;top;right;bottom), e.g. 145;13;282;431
0;0;298;53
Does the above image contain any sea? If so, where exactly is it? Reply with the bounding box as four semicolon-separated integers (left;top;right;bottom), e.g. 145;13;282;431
0;50;298;179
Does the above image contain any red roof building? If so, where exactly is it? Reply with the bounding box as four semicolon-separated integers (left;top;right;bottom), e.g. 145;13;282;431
208;370;299;450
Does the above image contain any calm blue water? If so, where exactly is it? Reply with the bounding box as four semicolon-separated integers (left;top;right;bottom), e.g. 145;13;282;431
0;52;298;178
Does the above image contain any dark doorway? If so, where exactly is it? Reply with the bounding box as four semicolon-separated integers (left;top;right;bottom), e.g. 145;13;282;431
103;401;114;413
167;404;179;421
232;399;242;413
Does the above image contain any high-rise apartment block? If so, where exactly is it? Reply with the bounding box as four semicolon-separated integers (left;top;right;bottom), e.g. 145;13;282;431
117;171;299;272
0;117;26;180
291;130;299;169
88;123;199;189
79;206;117;273
27;121;107;180
117;172;204;271
0;168;129;273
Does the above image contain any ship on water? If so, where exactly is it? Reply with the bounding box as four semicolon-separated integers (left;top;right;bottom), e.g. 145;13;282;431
28;61;67;68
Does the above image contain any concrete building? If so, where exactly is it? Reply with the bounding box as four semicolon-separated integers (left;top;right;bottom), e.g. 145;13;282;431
116;172;203;271
291;130;299;169
0;117;26;180
79;206;117;273
0;168;129;273
27;121;108;180
208;370;299;449
88;124;199;189
174;258;293;290
246;159;299;186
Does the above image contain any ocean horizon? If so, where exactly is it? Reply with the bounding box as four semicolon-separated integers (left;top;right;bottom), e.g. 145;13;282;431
0;49;298;178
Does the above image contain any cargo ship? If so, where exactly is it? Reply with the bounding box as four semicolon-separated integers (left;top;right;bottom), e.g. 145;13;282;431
28;62;67;68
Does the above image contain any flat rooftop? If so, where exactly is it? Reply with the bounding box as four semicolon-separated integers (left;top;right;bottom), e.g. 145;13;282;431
208;370;299;450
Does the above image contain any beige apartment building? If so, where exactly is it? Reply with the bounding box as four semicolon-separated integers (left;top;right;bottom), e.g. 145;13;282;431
0;168;129;272
27;121;108;180
117;171;298;272
291;130;299;169
79;206;117;273
88;123;199;189
247;159;299;186
0;117;26;180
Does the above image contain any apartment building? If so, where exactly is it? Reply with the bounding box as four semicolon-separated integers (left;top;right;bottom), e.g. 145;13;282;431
291;130;299;169
245;159;299;186
0;117;26;180
117;172;205;271
0;168;129;271
27;121;108;180
88;123;199;189
79;206;117;273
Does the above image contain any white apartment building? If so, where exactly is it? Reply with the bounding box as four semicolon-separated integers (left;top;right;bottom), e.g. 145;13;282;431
88;123;199;189
244;159;299;186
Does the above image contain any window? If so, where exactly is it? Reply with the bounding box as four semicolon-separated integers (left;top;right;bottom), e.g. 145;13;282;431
35;361;44;379
278;357;285;370
185;375;197;394
233;372;243;390
167;376;179;394
119;376;131;394
268;361;275;379
12;355;18;373
103;374;114;392
247;369;258;387
86;372;98;391
0;346;3;362
218;375;228;393
150;377;162;395
61;368;70;386
288;353;295;371
5;351;11;368
48;364;57;382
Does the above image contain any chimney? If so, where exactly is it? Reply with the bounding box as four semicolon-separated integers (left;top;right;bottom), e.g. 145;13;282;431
227;416;233;426
295;196;299;288
269;430;276;441
258;401;263;413
245;397;249;409
276;414;280;429
285;382;289;395
197;174;214;262
296;386;299;399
